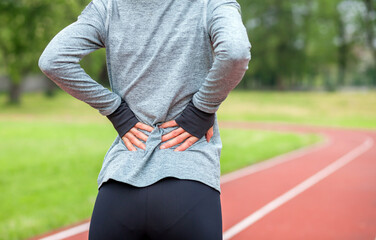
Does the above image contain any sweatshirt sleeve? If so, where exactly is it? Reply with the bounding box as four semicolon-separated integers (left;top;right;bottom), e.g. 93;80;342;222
38;0;139;137
192;0;252;113
38;0;121;116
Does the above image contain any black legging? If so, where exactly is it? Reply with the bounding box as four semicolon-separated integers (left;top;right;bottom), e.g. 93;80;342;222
88;177;223;240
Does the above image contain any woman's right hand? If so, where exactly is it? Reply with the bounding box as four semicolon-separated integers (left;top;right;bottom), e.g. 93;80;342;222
121;122;154;151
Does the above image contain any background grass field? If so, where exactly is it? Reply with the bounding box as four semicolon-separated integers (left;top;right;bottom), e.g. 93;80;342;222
218;90;376;129
1;89;374;240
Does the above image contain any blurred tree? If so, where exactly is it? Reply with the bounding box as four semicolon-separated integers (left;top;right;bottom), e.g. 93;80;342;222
237;0;374;90
1;0;374;97
0;1;48;103
342;0;376;86
0;0;93;104
336;2;348;86
363;0;376;69
238;0;316;89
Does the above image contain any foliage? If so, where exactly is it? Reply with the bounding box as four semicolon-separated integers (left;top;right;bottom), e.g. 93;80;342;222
0;0;99;103
237;0;376;89
0;0;375;101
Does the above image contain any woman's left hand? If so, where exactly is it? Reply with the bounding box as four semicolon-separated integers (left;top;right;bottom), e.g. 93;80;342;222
121;122;154;151
159;120;214;151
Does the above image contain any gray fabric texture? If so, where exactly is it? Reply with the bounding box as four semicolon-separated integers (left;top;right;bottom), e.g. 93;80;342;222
39;0;251;193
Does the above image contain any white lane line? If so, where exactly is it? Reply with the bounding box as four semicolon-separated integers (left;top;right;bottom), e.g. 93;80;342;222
34;133;329;240
220;133;332;184
38;222;90;240
34;131;330;239
223;137;374;240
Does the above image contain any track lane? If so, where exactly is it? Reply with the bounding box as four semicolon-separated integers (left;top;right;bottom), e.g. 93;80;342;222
230;134;376;239
29;122;376;240
220;122;376;239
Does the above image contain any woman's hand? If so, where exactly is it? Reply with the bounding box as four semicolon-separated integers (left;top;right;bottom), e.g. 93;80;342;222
122;122;154;151
159;120;214;151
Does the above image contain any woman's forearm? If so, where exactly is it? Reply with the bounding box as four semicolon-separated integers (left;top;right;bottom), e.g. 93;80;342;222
192;1;251;114
38;0;139;137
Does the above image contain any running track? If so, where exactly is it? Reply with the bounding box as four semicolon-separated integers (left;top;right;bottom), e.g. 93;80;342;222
29;121;376;240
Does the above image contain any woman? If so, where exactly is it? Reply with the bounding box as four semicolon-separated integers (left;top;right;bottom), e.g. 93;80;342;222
39;0;251;239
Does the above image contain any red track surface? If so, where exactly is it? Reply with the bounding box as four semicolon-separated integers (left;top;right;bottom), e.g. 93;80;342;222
29;122;376;240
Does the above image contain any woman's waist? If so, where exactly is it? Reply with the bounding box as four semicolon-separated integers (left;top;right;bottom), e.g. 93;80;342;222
123;121;221;152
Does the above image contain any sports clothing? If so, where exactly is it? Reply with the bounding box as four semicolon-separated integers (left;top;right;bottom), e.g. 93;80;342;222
88;177;223;240
38;0;251;193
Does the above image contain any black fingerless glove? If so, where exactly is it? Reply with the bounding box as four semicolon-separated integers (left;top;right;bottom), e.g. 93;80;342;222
106;98;139;138
175;100;215;139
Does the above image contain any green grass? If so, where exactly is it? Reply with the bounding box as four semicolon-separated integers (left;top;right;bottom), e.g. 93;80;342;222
1;90;375;128
0;121;114;240
0;120;321;240
220;128;322;175
217;90;376;129
0;91;105;123
7;90;368;239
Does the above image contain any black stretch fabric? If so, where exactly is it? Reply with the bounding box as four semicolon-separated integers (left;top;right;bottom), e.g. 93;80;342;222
88;177;223;240
107;99;215;139
175;100;215;139
106;98;139;138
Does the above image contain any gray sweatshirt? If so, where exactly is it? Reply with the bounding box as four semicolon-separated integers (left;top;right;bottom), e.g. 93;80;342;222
38;0;251;194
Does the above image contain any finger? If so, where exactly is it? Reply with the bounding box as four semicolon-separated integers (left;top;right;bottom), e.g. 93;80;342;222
174;136;199;151
159;120;178;129
161;127;185;142
130;128;149;142
125;132;146;150
160;132;191;149
135;122;154;132
206;126;214;143
122;136;137;151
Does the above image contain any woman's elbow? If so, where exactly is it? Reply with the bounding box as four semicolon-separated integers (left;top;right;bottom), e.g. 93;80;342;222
228;41;251;63
38;51;53;76
217;41;251;65
38;45;65;77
